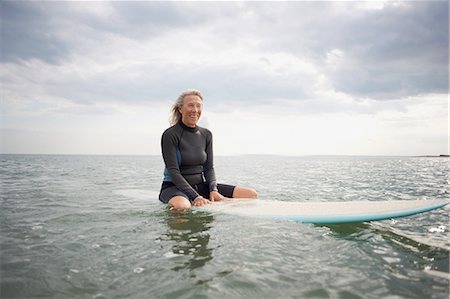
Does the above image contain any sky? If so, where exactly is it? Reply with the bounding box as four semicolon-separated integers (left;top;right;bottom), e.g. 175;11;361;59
1;1;448;156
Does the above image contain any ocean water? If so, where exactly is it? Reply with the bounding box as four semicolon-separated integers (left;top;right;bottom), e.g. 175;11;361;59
1;154;449;299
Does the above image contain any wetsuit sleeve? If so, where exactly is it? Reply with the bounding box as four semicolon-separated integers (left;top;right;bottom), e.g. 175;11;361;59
161;129;200;201
203;130;218;192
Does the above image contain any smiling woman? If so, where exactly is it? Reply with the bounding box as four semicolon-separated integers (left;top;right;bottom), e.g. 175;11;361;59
159;89;257;210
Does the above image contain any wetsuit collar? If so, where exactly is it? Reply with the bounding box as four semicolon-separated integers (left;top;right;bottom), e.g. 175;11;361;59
178;121;199;132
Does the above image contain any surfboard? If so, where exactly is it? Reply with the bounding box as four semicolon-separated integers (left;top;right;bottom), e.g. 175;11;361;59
199;198;449;224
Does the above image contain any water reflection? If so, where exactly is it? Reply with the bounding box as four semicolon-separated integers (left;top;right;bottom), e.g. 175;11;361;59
162;209;214;271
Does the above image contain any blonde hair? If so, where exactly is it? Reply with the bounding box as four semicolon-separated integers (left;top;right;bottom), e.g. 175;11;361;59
169;89;204;125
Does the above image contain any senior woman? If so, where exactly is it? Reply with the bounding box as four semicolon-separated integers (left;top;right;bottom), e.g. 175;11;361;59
159;89;257;210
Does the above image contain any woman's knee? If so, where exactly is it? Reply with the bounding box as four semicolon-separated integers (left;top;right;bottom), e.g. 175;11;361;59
233;186;258;199
168;196;192;210
247;188;258;198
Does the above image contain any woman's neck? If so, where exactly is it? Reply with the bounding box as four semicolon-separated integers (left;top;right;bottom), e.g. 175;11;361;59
179;120;198;131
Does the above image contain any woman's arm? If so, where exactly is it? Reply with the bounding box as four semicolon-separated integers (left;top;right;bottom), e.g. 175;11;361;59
202;129;218;193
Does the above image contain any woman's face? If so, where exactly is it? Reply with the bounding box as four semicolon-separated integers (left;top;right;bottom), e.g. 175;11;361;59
179;95;203;128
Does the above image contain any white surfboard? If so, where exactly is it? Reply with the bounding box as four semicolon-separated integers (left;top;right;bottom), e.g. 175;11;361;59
199;198;449;224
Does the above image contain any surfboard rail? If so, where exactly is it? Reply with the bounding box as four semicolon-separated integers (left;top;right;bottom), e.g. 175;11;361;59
199;198;450;224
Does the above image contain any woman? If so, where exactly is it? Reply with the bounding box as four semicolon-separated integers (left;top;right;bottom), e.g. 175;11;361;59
159;89;257;210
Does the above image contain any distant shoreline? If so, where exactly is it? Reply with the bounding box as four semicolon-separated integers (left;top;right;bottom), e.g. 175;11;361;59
416;154;450;158
1;153;449;158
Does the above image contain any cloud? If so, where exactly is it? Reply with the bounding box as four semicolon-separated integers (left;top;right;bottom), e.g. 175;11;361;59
234;1;448;99
1;1;447;155
1;2;70;63
2;1;447;106
322;2;448;99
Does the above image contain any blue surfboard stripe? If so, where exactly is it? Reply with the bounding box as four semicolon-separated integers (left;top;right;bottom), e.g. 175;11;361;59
270;200;450;224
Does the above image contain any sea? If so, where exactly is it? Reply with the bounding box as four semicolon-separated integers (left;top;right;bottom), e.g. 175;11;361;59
1;154;449;299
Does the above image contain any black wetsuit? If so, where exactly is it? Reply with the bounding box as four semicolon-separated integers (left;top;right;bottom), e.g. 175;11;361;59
159;121;234;203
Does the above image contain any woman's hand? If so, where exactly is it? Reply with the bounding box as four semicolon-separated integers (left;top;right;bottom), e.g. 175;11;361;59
209;191;226;202
193;196;211;207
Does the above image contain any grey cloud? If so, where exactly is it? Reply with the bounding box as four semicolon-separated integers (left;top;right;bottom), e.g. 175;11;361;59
252;1;448;99
1;1;447;111
108;2;206;37
1;1;71;63
37;62;314;112
329;2;448;99
218;2;447;100
1;1;242;63
0;2;191;63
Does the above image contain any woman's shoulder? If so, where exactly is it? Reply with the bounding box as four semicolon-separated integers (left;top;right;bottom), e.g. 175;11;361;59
197;125;212;134
162;123;182;138
197;126;213;139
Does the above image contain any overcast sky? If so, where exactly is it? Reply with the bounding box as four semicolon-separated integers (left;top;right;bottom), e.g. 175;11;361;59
1;1;448;156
